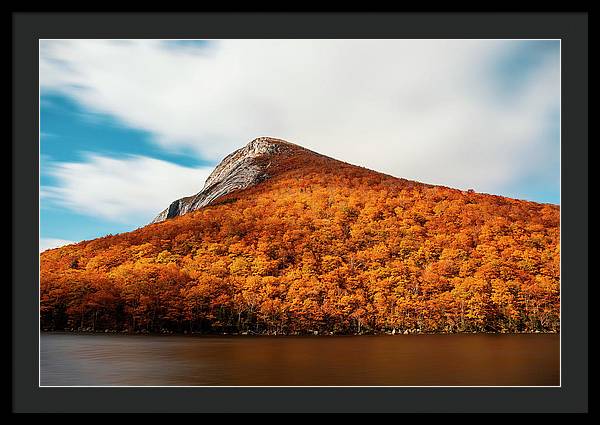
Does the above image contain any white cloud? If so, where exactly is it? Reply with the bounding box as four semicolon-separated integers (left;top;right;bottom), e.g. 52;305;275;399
39;39;559;196
42;154;213;222
39;238;75;253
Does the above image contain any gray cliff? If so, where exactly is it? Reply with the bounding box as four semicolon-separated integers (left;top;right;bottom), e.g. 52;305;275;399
151;137;293;223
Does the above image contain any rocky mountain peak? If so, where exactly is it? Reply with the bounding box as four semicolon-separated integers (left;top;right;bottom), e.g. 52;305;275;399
151;137;298;223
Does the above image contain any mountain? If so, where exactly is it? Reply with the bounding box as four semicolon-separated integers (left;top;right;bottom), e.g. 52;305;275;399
40;137;560;335
152;137;318;223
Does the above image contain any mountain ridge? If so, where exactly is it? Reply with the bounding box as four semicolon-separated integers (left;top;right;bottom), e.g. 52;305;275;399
152;136;555;226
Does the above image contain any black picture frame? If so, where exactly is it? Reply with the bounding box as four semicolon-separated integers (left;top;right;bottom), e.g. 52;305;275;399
12;12;588;413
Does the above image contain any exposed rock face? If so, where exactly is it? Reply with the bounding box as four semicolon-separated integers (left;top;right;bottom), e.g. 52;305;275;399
151;137;294;223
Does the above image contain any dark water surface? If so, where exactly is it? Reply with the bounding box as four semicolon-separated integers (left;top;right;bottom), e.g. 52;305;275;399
40;333;559;386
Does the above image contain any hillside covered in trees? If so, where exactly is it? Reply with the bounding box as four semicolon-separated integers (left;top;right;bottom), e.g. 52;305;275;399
40;138;560;335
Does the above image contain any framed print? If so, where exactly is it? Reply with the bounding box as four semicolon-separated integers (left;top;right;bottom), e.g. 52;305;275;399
12;11;588;413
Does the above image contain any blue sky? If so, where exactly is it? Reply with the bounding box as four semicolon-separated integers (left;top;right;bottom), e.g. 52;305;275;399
39;40;560;251
40;95;215;244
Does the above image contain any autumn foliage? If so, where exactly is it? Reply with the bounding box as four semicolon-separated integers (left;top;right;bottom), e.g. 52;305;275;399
40;147;560;334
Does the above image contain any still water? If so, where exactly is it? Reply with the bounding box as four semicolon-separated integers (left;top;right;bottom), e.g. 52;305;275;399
40;333;559;386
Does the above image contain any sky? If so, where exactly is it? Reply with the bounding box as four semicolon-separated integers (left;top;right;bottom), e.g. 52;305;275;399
39;39;560;252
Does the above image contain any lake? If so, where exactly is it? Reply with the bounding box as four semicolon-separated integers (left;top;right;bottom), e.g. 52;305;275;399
40;333;559;386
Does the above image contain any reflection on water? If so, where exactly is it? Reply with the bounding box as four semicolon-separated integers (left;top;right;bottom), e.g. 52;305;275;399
40;333;559;386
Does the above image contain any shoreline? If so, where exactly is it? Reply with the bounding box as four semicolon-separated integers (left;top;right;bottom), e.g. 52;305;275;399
41;329;559;337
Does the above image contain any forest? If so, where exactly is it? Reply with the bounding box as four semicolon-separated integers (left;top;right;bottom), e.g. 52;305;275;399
40;152;560;335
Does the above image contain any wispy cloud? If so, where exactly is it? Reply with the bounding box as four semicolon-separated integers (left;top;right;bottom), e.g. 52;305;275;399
42;154;213;222
39;39;559;199
39;238;75;253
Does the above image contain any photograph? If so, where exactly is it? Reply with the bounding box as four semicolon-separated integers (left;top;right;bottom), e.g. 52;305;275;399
37;38;562;388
